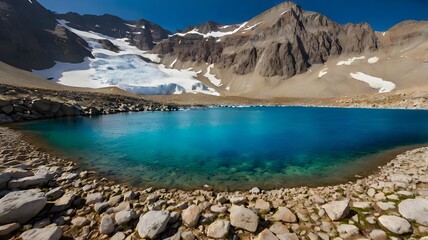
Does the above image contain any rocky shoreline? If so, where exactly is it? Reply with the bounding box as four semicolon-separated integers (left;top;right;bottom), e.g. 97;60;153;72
0;84;179;124
0;127;427;240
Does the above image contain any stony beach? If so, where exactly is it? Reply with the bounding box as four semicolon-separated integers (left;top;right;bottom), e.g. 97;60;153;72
0;125;427;240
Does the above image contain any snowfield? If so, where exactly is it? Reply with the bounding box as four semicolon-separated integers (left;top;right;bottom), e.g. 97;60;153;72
32;20;219;96
204;64;222;87
337;56;365;66
350;72;396;93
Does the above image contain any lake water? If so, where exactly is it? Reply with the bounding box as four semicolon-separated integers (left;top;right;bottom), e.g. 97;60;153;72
14;107;428;190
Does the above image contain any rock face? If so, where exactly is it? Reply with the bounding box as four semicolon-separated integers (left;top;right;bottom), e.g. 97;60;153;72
152;2;378;79
0;0;92;71
398;198;428;226
378;215;412;235
20;226;62;240
322;200;350;221
0;189;47;224
136;211;170;239
230;205;259;233
58;12;171;51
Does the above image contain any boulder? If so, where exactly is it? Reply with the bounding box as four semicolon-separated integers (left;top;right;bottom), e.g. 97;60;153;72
20;226;62;240
369;229;387;240
255;199;271;213
378;215;412;235
100;214;115;235
230;205;259;232
94;202;109;214
337;224;359;238
71;217;90;227
0;222;20;236
8;172;52;189
269;222;289;235
115;210;136;225
322;199;350;221
50;193;75;213
207;220;230;239
86;192;104;205
272;207;297;223
136;211;170;239
45;187;64;201
229;196;247;204
3;168;33;179
0;189;47;224
256;229;279;240
398;198;428;226
182;205;201;228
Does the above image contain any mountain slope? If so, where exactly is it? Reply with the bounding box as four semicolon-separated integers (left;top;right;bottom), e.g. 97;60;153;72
0;0;92;71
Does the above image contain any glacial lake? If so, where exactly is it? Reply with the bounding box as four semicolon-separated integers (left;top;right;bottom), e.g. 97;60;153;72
14;107;428;190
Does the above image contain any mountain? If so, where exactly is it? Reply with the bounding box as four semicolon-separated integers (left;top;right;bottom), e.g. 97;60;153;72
0;0;92;71
57;13;171;50
0;0;426;99
153;2;378;78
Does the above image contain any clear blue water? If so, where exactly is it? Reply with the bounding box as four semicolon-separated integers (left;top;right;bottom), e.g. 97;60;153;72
14;107;428;190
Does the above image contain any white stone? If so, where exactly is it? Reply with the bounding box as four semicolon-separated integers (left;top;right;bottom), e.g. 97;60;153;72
272;207;297;223
115;210;135;225
369;229;387;240
376;202;395;211
230;205;258;232
136;211;170;239
398;198;428;226
100;214;115;235
182;205;201;228
229;196;247;204
86;192;103;205
277;233;299;240
250;187;261;194
269;222;289;234
337;224;359;238
322;200;350;221
71;217;89;227
352;202;371;209
207;220;230;239
378;215;412;235
256;229;278;240
0;189;47;224
255;199;271;213
20;226;62;240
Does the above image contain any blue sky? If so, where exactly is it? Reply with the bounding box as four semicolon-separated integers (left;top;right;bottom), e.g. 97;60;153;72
38;0;427;32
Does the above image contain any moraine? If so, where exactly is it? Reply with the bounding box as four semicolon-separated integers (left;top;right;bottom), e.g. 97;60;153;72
12;107;428;190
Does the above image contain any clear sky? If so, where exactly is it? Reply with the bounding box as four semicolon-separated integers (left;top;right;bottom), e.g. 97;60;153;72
38;0;427;32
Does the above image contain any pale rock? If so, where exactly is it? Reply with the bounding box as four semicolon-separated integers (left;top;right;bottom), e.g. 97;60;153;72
256;229;278;240
322;200;350;221
210;205;227;213
207;220;230;239
115;210;135;225
273;207;297;223
123;191;137;201
250;187;261;194
277;233;299;240
3;168;33;179
86;192;103;205
398;198;428;226
71;217;90;227
369;229;387;240
50;193;74;213
94;202;109;214
374;192;386;201
0;189;47;224
108;195;123;206
367;188;376;198
7;173;51;189
229;196;247;204
136;211;170;239
99;214;115;235
45;187;64;201
181;231;195;240
111;232;126;240
352;202;371;209
56;172;77;181
390;173;412;184
255;199;271;213
307;232;318;240
269;222;289;234
20;226;62;240
337;224;359;238
182;205;201;228
376;202;395;211
0;222;20;236
230;205;258;232
378;215;412;234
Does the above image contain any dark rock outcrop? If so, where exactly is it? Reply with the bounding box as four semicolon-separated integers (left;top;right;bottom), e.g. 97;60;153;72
0;0;92;71
152;2;378;79
58;12;172;50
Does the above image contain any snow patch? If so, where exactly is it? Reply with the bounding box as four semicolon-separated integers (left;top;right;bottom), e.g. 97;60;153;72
368;57;379;64
244;22;262;31
350;72;395;93
204;64;222;87
318;68;328;78
176;22;248;39
281;10;289;15
337;56;365;66
125;23;137;28
28;0;33;3
170;58;178;68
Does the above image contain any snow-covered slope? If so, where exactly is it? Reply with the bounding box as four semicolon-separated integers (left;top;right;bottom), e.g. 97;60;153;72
32;20;219;96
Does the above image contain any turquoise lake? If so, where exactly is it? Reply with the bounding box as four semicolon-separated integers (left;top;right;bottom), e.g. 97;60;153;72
15;107;428;190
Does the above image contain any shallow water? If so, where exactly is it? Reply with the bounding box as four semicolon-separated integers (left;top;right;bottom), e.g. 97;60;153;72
14;107;428;190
